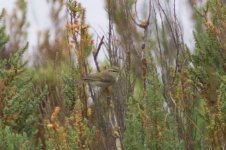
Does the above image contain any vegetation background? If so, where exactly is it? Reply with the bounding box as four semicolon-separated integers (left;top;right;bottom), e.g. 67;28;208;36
0;0;226;149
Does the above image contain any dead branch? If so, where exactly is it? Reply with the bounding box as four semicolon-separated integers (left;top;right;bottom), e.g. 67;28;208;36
93;36;104;72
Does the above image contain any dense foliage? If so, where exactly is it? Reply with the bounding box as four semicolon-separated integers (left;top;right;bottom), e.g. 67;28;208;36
0;0;226;149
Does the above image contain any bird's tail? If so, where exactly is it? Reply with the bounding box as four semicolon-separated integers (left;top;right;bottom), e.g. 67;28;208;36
72;80;85;85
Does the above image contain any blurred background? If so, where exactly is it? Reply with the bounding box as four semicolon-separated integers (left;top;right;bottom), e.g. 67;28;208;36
0;0;195;62
1;0;225;150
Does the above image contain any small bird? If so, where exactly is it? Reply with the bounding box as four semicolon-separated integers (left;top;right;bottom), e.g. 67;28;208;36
76;66;120;88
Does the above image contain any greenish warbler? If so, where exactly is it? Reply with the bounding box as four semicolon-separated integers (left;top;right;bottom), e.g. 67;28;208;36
77;66;120;88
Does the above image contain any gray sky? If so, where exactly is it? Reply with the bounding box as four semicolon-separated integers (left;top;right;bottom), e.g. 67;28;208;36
0;0;108;46
0;0;194;52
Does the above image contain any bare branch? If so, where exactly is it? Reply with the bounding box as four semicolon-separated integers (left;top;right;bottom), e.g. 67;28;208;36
93;36;104;72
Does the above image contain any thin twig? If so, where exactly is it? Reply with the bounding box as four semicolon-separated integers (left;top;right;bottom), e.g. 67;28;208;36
93;36;104;72
129;0;151;30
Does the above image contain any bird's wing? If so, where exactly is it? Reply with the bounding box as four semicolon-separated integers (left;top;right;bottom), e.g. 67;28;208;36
99;73;115;82
83;72;114;83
